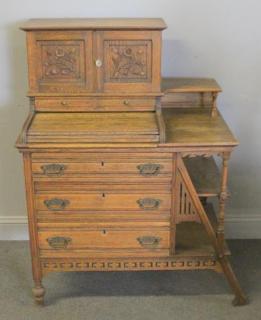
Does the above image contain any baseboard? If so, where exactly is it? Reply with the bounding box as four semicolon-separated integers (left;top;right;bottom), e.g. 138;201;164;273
0;216;29;240
0;215;260;240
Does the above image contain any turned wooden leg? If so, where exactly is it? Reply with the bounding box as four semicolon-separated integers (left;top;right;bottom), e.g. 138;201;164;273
32;282;45;305
218;256;248;306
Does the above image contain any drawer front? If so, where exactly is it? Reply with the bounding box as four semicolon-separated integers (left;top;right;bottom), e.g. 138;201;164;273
35;193;171;211
32;161;171;177
32;153;173;180
38;228;169;250
96;98;155;111
35;98;95;112
35;97;156;112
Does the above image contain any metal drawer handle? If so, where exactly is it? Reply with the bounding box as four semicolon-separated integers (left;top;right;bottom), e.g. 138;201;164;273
137;198;161;210
137;236;161;248
44;198;70;211
123;100;129;106
137;163;163;176
41;164;66;176
47;237;72;249
61;101;68;106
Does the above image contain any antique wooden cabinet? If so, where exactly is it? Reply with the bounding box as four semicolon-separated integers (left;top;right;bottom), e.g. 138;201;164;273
16;18;248;306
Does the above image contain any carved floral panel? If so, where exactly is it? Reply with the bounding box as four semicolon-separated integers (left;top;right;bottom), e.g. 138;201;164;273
38;40;86;89
42;45;79;79
104;40;152;82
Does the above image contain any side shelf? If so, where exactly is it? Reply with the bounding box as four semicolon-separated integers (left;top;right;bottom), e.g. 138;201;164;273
183;156;220;197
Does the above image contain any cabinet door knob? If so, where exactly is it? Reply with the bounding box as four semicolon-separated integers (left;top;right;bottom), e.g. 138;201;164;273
41;164;66;176
123;100;129;106
44;198;70;211
137;198;161;210
47;237;72;249
95;59;103;68
137;236;161;248
137;163;162;176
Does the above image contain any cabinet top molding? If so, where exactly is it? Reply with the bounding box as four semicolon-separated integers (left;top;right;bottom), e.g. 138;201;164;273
20;18;167;31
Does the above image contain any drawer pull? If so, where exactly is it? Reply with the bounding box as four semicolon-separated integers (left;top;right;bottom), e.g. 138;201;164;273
95;59;102;68
137;198;161;210
61;101;68;106
47;237;72;249
123;100;129;106
137;236;161;248
137;163;163;176
41;164;66;176
44;198;70;211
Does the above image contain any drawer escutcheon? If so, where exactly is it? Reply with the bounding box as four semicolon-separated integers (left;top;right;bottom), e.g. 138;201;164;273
137;198;161;210
47;237;72;249
137;236;161;248
137;163;163;176
44;198;70;211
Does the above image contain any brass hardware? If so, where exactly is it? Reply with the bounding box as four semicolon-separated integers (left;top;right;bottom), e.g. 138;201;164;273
44;198;70;211
61;101;68;106
95;59;102;68
137;198;161;210
47;237;72;249
137;236;161;248
41;163;66;176
137;163;163;176
123;100;129;106
102;229;107;235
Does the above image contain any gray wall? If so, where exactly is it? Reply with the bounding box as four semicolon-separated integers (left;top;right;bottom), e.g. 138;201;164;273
0;0;260;239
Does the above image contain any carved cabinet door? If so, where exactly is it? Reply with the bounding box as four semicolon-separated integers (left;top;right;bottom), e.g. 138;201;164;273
95;31;162;93
27;31;93;94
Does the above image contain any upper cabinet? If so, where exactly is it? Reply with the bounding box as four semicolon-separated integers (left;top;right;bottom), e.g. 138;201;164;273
21;18;167;96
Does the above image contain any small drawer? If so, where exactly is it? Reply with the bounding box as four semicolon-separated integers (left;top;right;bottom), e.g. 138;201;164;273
38;228;170;251
34;97;156;112
95;98;155;111
35;98;95;112
34;192;171;212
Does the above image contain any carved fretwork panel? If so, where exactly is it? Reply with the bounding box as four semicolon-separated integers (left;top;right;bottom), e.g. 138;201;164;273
41;257;219;274
29;31;93;93
175;170;201;224
104;40;152;82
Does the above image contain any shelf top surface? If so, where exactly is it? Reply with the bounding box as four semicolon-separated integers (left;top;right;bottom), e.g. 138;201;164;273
162;107;238;147
20;18;167;31
162;78;222;93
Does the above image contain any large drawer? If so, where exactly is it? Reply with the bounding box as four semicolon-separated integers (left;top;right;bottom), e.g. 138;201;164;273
35;192;171;211
32;152;173;180
38;228;170;258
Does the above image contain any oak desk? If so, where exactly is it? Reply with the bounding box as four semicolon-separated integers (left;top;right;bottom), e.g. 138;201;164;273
16;19;247;306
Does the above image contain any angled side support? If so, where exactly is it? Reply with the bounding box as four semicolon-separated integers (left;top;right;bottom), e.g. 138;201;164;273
176;154;248;305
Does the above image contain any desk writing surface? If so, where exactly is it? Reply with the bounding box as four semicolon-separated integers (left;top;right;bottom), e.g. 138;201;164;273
162;108;238;147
